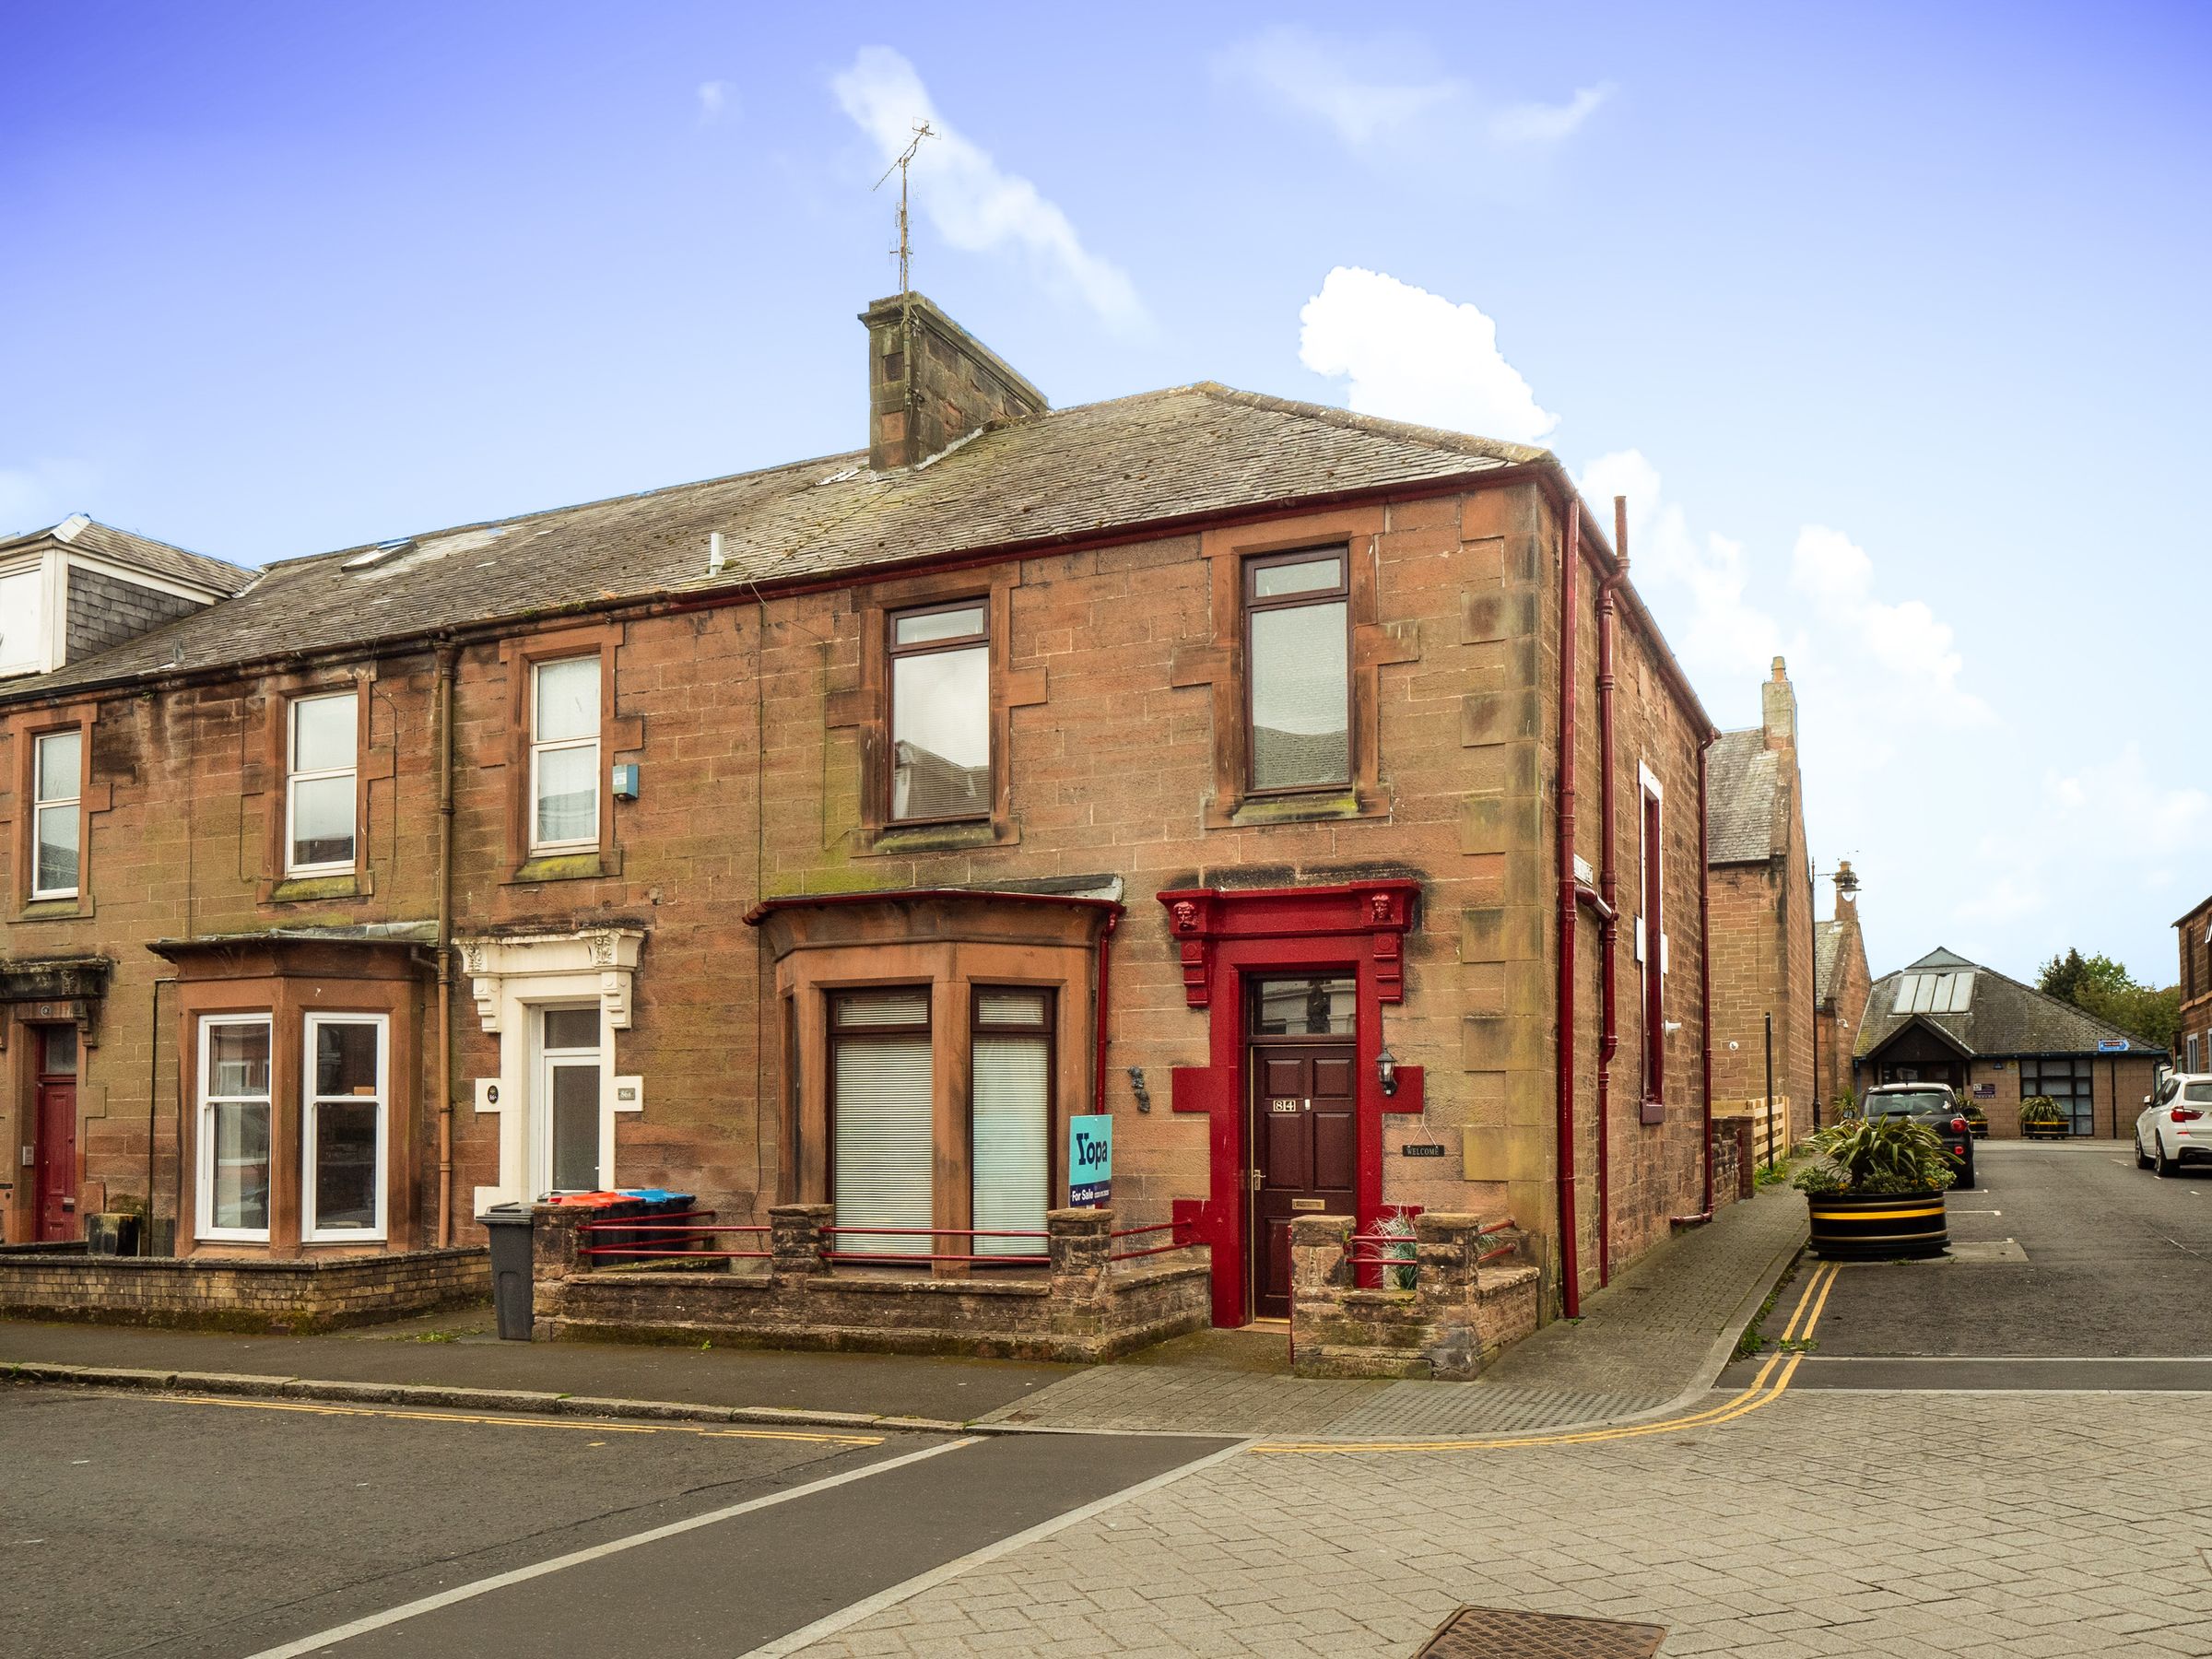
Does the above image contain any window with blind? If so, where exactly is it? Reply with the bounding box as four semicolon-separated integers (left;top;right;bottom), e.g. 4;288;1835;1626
971;989;1052;1260
831;989;935;1257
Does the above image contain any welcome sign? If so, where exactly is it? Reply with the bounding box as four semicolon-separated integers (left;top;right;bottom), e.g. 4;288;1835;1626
1068;1113;1113;1206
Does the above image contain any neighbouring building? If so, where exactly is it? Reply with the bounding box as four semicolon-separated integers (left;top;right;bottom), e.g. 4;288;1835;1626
2174;893;2212;1074
1812;861;1871;1119
1703;659;1815;1152
0;290;1726;1345
1854;947;2166;1138
0;513;253;681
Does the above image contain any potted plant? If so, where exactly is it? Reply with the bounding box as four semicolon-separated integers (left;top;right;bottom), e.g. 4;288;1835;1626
2019;1095;2070;1140
1793;1114;1957;1260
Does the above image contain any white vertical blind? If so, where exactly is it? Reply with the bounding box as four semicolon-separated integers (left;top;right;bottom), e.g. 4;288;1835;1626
833;1033;934;1255
971;1033;1048;1257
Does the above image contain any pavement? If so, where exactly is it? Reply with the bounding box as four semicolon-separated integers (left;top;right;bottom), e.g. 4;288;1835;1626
0;1182;1809;1442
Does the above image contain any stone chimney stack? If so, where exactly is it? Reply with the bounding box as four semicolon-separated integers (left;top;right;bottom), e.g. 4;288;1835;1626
1762;655;1796;750
1833;859;1858;914
863;292;1048;472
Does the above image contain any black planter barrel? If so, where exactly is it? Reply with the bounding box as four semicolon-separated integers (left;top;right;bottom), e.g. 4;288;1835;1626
1806;1190;1948;1260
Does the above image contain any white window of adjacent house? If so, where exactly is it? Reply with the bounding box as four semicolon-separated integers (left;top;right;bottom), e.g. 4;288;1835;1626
31;729;82;900
531;656;600;852
303;1013;386;1241
287;692;358;875
197;1016;273;1242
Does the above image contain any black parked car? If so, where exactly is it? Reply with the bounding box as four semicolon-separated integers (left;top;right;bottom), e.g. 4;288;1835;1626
1861;1083;1977;1189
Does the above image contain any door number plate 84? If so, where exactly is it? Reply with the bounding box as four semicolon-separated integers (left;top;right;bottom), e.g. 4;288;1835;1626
1269;1098;1303;1114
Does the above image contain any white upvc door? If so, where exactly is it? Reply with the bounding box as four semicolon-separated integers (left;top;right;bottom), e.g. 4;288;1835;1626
534;1006;605;1194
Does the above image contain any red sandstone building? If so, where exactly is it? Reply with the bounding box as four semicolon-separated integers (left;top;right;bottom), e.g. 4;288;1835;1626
1812;863;1871;1116
2175;893;2212;1075
1702;660;1816;1152
0;294;1729;1341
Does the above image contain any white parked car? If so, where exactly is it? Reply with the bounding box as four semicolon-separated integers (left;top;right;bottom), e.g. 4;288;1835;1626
2136;1074;2212;1177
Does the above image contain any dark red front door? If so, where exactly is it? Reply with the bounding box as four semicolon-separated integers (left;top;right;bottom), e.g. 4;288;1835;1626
36;1078;77;1242
1249;1043;1356;1319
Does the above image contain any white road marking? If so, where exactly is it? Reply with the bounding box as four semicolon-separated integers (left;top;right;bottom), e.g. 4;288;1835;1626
736;1437;1257;1659
244;1436;977;1658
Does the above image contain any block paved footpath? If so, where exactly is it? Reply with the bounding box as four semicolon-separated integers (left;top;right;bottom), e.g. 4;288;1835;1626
0;1185;1805;1441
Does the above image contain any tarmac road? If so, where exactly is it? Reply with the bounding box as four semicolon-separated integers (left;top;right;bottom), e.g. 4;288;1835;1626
1723;1139;2212;1390
0;1386;1234;1659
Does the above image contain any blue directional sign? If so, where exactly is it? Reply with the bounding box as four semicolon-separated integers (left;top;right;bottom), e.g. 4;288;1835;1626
1068;1113;1113;1206
2097;1038;2130;1053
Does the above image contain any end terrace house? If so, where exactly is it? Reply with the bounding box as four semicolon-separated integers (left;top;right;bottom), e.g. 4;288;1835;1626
0;292;1724;1335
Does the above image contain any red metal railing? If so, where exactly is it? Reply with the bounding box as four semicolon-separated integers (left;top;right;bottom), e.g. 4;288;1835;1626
1477;1218;1520;1265
818;1225;1048;1266
577;1211;771;1264
1106;1221;1201;1263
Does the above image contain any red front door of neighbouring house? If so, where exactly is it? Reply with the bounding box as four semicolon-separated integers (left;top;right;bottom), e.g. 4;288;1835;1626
1248;1042;1357;1319
35;1079;76;1242
34;1025;79;1243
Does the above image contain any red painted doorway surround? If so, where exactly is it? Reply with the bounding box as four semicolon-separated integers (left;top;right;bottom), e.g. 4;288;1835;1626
1157;881;1426;1327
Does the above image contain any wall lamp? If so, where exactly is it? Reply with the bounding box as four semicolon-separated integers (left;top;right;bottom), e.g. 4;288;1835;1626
1376;1045;1399;1098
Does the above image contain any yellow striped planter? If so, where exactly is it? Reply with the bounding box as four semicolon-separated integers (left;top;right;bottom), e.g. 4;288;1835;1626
1806;1190;1948;1260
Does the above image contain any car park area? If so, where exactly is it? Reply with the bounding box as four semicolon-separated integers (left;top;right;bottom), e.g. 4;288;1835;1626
1724;1139;2212;1392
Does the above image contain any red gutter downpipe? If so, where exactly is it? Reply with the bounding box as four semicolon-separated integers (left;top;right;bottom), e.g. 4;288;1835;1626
1594;497;1629;1286
1095;910;1118;1116
1555;499;1583;1321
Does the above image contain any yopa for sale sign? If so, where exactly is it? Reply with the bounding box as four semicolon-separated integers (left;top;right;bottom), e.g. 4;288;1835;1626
1068;1113;1112;1206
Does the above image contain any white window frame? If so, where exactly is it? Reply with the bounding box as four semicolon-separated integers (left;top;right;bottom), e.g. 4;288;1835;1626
1634;761;1666;971
529;656;601;854
533;1003;607;1195
30;727;83;900
196;1013;274;1243
301;1012;389;1241
285;691;359;877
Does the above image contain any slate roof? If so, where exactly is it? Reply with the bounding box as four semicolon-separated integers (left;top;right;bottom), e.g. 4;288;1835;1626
1854;947;2162;1060
0;517;255;596
1704;727;1780;864
0;383;1549;703
1815;920;1845;1002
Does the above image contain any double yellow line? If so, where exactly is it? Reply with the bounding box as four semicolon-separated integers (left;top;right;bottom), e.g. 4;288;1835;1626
1256;1258;1842;1456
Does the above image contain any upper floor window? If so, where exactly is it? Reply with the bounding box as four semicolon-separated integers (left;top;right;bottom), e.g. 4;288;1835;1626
1244;550;1349;794
888;602;989;822
287;692;358;874
31;728;82;900
531;656;600;851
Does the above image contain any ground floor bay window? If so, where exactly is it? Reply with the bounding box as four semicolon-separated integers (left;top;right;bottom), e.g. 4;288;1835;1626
155;934;424;1257
750;889;1112;1275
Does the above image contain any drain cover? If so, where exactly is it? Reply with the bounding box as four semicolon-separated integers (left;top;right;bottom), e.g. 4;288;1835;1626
1413;1605;1667;1657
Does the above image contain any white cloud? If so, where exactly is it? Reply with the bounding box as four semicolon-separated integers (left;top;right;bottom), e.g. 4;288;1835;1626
696;81;734;125
831;47;1146;331
0;459;96;536
1216;25;1608;156
1790;525;1990;728
1488;85;1614;146
1213;27;1461;147
1299;266;1558;442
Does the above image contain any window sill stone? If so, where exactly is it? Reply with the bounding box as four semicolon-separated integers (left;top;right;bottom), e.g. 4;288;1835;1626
265;872;373;905
14;896;92;924
1221;789;1388;829
507;849;622;885
864;820;1017;856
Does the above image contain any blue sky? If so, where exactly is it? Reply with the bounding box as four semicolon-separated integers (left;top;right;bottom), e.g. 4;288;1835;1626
6;1;2208;992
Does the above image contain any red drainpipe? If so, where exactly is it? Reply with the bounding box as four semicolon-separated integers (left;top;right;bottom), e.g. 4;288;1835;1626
1095;911;1118;1116
1699;738;1715;1216
1594;498;1628;1287
1555;500;1583;1320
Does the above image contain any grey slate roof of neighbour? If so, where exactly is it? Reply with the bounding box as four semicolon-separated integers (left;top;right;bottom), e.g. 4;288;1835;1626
1853;947;2162;1059
0;518;256;596
1815;920;1845;1002
1704;727;1780;864
0;384;1547;703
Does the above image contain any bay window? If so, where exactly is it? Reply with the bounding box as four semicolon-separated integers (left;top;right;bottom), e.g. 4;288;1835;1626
1244;549;1350;794
303;1014;386;1239
287;692;358;874
198;1017;273;1241
830;988;935;1256
971;990;1052;1259
531;655;601;851
32;728;82;900
888;602;990;823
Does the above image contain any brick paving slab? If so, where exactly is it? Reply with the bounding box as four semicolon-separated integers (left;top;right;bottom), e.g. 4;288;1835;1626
782;1389;2208;1658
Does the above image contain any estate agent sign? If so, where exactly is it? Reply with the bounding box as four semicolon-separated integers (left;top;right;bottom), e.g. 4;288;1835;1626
1068;1113;1113;1206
